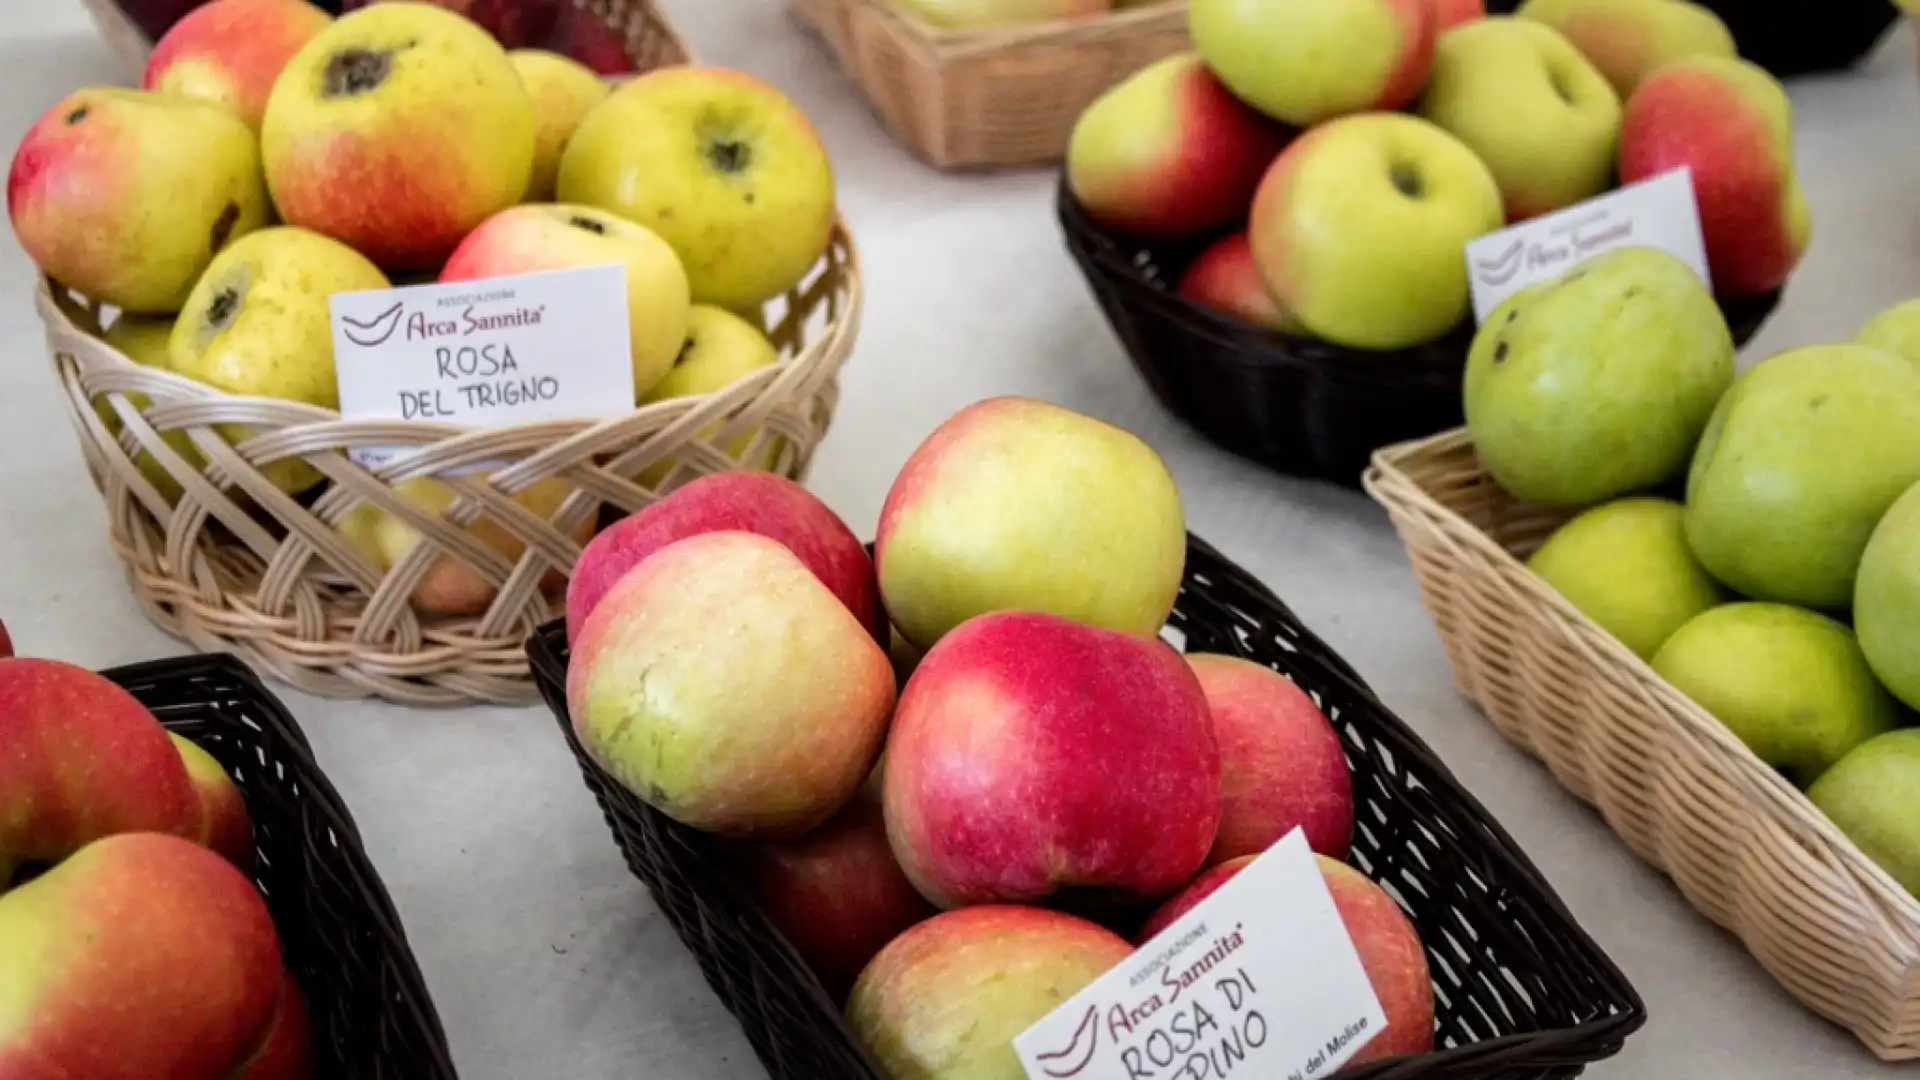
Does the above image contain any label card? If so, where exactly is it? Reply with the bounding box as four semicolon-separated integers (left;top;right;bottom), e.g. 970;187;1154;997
1013;831;1389;1080
1463;167;1711;322
330;265;636;470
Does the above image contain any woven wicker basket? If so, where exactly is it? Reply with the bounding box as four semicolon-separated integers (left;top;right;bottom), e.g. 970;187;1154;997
790;0;1189;170
1363;428;1920;1062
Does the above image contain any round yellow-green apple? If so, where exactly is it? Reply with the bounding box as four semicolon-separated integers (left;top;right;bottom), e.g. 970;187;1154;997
1516;0;1735;99
1177;231;1305;331
1526;497;1724;661
568;531;896;838
142;0;334;130
261;1;536;270
1433;0;1486;30
566;470;882;646
1854;298;1920;369
1854;480;1920;710
874;396;1186;652
440;204;690;398
636;304;786;488
1465;247;1734;506
508;49;609;202
0;658;201;885
96;315;206;502
888;0;1109;29
1807;730;1920;898
0;833;286;1080
170;226;390;495
559;66;836;311
1652;603;1901;786
1248;113;1502;350
168;732;256;872
1189;0;1437;127
1065;53;1287;238
1417;17;1621;221
1618;55;1809;298
884;611;1221;909
846;906;1134;1080
1684;344;1920;609
1187;653;1353;865
7;88;269;315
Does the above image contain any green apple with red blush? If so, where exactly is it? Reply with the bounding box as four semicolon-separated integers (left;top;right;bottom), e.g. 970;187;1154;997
1178;231;1305;331
1516;0;1735;99
143;0;333;131
1189;0;1437;127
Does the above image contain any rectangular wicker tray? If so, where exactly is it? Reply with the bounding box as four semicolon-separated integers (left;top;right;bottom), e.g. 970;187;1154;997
1364;427;1920;1062
528;533;1646;1080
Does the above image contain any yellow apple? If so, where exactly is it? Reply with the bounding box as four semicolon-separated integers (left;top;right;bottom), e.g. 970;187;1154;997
636;304;784;488
508;49;609;202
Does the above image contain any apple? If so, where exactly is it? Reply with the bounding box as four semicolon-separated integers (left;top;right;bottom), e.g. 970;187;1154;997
170;226;391;495
1652;603;1901;787
845;906;1134;1080
1854;480;1920;711
1617;55;1809;298
558;66;837;311
1177;231;1305;331
635;304;786;488
97;314;205;503
1855;299;1920;368
1516;0;1736;99
1465;246;1733;506
1526;497;1724;661
143;0;334;130
8;87;270;314
1248;112;1503;351
732;773;937;1001
342;0;563;48
0;833;287;1080
441;203;691;398
875;396;1186;652
568;531;895;838
508;49;610;202
1189;0;1436;127
233;973;313;1080
534;3;636;76
170;732;257;872
1137;854;1436;1064
565;469;881;646
1808;730;1920;898
1417;17;1621;221
884;610;1221;909
261;1;536;270
1432;0;1486;31
1187;653;1353;865
1065;53;1287;238
888;0;1109;29
1684;344;1920;610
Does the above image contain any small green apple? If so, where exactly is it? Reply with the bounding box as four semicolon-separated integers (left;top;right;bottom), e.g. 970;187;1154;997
1526;497;1724;661
1807;729;1920;898
1652;603;1901;787
1854;298;1920;369
636;305;784;488
1854;479;1920;710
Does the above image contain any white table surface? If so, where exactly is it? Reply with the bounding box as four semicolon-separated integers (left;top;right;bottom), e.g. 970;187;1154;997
3;1;1917;1076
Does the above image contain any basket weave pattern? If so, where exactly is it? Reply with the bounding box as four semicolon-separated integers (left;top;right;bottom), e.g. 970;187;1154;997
791;0;1189;170
1363;428;1920;1062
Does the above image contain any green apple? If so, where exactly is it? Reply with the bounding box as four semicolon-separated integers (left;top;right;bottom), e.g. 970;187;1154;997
1652;603;1901;787
1854;298;1920;369
1685;344;1920;609
1465;246;1733;506
1416;17;1621;221
1807;730;1920;898
1515;0;1735;99
1189;0;1439;127
636;304;784;488
1526;497;1724;660
1247;112;1502;350
1854;479;1920;710
508;49;610;203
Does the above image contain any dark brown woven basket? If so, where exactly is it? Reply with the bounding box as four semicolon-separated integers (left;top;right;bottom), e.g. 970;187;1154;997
1484;0;1897;79
1059;180;1783;490
101;652;459;1080
527;533;1646;1080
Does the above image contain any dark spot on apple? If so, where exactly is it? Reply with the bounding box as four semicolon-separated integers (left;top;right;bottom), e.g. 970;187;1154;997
706;138;751;175
568;214;607;235
322;48;395;98
209;202;241;253
206;287;242;330
744;191;755;205
1811;393;1830;410
1389;163;1423;200
64;105;90;125
1493;340;1510;364
658;207;674;220
1624;285;1643;299
1505;308;1519;325
1548;67;1575;105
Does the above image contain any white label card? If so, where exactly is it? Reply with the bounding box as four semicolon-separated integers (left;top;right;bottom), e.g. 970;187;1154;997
330;265;636;470
1463;167;1712;322
1013;831;1389;1080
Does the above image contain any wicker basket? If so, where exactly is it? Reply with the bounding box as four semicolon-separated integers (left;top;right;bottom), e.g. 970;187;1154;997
105;651;459;1078
1363;428;1920;1062
790;0;1189;170
528;534;1647;1080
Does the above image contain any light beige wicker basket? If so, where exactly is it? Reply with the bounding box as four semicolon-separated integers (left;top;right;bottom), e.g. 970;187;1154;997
1363;427;1920;1061
790;0;1189;170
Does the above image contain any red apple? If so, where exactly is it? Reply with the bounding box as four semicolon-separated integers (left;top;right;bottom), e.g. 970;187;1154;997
884;610;1222;910
342;0;561;47
1177;231;1305;332
232;973;313;1080
1431;0;1485;32
538;2;637;76
1188;653;1354;866
143;0;334;131
170;732;257;872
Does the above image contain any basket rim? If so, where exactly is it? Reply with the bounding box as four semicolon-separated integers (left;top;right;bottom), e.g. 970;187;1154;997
847;0;1187;55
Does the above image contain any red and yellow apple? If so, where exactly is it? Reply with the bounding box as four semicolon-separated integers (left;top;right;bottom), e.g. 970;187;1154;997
170;732;257;872
508;49;610;202
143;0;334;130
1189;0;1435;127
1516;0;1735;99
233;973;313;1080
1432;0;1486;31
1177;231;1304;331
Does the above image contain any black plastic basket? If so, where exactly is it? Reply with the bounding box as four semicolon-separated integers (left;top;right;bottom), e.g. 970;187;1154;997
528;533;1647;1080
101;652;459;1080
1060;180;1782;490
1484;0;1898;79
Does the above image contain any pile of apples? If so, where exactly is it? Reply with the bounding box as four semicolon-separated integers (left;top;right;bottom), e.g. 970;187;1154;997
0;627;307;1078
9;0;838;618
1461;242;1920;906
1066;0;1809;352
886;0;1164;30
564;396;1440;1079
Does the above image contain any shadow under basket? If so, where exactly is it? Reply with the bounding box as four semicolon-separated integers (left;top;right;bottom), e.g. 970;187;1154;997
1058;180;1783;491
528;533;1645;1080
102;652;458;1079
